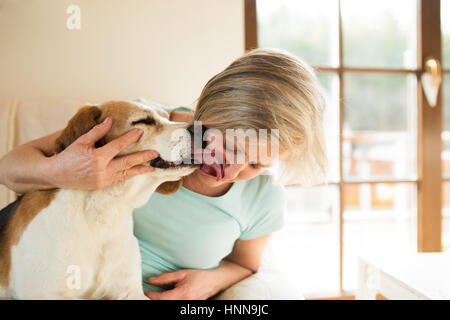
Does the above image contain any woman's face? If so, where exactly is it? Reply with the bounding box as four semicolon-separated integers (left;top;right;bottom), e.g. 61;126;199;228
193;131;289;187
169;112;289;188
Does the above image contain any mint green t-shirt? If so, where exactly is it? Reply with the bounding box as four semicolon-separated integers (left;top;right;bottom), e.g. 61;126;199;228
133;174;286;293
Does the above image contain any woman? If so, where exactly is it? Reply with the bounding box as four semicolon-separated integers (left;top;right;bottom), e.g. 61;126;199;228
0;49;327;299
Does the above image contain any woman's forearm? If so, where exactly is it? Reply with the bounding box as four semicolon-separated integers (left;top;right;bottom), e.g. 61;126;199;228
209;235;270;296
0;130;62;194
0;143;57;194
211;259;254;294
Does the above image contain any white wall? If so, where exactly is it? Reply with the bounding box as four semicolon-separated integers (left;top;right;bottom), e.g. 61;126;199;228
0;0;245;106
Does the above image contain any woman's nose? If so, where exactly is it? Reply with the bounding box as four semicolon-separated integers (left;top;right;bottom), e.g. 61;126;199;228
224;163;245;179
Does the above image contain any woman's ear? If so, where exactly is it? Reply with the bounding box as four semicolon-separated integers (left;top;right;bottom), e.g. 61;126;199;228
54;105;102;153
155;180;183;195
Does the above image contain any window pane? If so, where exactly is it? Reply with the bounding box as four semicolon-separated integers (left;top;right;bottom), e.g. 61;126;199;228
341;0;417;69
343;183;417;290
443;75;450;177
443;0;450;69
272;185;340;295
318;72;340;182
343;73;417;180
443;182;450;251
257;0;339;67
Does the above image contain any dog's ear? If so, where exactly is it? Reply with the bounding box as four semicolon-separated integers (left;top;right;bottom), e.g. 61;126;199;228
155;180;183;195
54;105;103;153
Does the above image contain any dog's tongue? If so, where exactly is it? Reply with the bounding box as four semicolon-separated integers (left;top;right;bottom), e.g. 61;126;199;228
193;150;225;182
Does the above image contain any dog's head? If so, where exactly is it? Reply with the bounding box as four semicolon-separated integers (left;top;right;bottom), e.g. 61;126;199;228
55;100;198;194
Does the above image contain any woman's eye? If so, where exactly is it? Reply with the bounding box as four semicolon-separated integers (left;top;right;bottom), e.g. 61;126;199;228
225;146;237;155
131;116;156;126
250;163;259;169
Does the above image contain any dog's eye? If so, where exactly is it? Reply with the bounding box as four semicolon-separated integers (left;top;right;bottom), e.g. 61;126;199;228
132;116;156;126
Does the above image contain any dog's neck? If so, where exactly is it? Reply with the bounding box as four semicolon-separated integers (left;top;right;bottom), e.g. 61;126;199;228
82;173;175;226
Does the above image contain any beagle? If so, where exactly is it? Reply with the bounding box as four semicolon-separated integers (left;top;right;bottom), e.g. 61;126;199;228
0;100;197;299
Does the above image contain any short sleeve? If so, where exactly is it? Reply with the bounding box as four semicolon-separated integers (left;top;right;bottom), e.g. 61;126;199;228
239;182;286;240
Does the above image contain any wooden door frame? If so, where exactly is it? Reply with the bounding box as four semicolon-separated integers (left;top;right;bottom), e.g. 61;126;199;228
417;0;442;252
244;0;258;51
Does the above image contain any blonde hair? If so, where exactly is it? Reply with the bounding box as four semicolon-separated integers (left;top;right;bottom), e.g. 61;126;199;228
194;48;327;186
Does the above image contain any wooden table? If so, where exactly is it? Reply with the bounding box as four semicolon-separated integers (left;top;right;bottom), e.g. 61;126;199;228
357;253;450;300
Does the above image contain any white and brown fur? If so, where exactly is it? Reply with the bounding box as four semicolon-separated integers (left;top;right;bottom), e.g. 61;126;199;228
0;101;196;299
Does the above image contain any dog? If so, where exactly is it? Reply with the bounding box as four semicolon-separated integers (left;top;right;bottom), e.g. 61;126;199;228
0;100;198;299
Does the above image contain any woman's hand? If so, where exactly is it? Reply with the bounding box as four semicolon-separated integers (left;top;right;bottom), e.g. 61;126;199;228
145;269;221;300
46;117;159;190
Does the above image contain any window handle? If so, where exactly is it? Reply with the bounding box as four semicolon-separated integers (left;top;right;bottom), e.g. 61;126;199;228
421;57;442;107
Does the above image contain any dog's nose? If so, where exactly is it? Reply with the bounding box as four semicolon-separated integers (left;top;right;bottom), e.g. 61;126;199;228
186;124;208;138
187;124;209;149
187;124;195;136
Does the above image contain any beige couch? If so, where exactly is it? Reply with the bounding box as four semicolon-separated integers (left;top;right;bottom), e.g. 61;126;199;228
0;99;303;300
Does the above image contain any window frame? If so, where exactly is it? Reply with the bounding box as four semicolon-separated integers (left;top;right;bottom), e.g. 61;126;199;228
246;0;445;296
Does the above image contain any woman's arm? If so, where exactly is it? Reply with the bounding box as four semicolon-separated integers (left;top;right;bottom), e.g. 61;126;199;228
0;117;158;194
0;130;63;193
144;234;271;300
224;234;270;273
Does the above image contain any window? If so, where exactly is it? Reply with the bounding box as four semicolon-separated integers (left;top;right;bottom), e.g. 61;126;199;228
251;0;445;296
